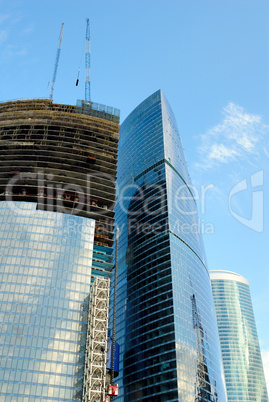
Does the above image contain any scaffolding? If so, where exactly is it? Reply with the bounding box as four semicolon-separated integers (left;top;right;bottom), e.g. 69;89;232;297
83;277;110;402
0;98;120;123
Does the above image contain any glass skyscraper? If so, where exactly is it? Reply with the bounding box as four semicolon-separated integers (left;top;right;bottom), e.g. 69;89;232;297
0;202;96;400
210;270;268;401
0;99;119;400
115;90;227;401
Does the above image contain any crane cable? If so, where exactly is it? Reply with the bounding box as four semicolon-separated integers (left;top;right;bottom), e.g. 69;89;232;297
76;41;84;86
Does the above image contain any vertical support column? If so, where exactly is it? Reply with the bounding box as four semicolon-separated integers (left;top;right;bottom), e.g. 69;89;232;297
83;277;110;402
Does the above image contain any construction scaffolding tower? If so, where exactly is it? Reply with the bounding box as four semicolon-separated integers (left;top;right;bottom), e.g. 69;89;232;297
83;277;110;402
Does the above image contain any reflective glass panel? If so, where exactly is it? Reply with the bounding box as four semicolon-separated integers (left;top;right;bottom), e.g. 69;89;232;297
0;201;95;401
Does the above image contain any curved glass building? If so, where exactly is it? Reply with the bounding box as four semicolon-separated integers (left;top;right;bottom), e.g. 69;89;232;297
0;99;119;400
0;202;96;400
210;270;268;401
115;90;227;401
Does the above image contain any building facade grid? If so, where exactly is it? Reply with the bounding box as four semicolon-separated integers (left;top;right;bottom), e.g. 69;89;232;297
210;270;268;401
115;90;227;401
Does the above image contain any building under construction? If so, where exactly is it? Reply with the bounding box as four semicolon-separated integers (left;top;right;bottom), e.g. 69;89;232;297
0;98;119;401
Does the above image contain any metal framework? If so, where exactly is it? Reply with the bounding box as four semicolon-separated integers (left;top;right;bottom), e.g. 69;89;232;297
111;228;119;394
50;23;64;100
83;277;110;402
85;18;91;104
0;99;119;226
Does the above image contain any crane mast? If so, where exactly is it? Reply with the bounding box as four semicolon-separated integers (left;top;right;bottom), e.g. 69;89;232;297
85;18;91;104
49;23;64;100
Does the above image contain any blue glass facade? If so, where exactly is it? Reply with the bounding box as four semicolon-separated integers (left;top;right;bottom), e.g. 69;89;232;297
210;270;268;401
0;201;95;400
0;99;119;400
115;90;227;401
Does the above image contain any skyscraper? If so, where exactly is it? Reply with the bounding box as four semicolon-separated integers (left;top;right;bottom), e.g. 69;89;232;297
115;90;227;401
210;270;268;401
0;98;119;400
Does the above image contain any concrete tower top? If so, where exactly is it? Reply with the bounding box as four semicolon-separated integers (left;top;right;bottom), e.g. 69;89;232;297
209;270;249;285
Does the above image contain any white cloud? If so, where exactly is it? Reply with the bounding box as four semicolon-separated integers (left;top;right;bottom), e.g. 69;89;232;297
261;349;269;394
208;143;238;162
196;103;268;170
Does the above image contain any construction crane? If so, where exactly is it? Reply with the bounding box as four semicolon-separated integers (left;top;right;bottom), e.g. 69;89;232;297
49;23;64;100
85;18;91;103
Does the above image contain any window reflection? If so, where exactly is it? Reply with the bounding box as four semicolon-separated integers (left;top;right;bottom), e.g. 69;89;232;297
0;201;95;400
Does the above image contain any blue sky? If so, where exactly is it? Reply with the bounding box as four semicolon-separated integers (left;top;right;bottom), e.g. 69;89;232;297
0;0;268;390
